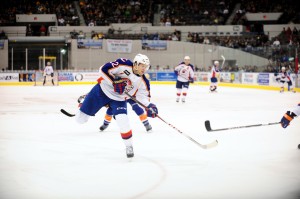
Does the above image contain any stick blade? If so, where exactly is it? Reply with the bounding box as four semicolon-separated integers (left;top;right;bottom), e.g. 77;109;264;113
201;140;218;149
60;109;75;117
204;120;212;131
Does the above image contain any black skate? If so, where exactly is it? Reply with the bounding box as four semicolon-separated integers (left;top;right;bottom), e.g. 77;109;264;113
99;124;109;131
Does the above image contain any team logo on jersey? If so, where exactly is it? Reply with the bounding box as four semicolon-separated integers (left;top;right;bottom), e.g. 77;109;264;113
181;69;187;74
122;78;134;92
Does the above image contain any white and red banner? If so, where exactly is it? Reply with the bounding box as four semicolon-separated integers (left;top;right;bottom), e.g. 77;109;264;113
106;39;132;53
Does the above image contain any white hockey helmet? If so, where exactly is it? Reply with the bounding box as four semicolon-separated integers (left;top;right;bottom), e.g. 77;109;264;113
47;61;51;66
214;60;219;65
281;66;286;71
133;54;150;70
184;56;190;60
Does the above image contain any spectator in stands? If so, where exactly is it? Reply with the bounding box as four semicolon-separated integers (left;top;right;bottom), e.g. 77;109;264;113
76;30;85;39
72;15;79;25
174;29;181;41
203;37;210;44
40;24;46;36
142;32;149;40
91;31;98;40
286;27;292;39
58;16;65;26
0;30;7;39
171;33;179;41
292;27;298;35
108;26;115;35
26;24;33;36
159;19;165;26
117;28;122;34
165;18;171;26
273;38;281;47
70;29;79;39
153;32;159;40
88;20;95;26
186;32;193;42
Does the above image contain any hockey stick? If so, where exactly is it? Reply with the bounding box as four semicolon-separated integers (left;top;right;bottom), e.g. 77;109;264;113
205;120;280;132
221;55;225;69
124;92;218;149
60;109;75;117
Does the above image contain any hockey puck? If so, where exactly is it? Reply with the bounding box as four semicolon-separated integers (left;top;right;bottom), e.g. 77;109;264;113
298;144;300;149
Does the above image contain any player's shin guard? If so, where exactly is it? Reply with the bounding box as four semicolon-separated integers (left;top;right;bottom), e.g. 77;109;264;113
115;113;133;149
116;114;134;158
176;89;181;102
182;92;187;103
75;110;90;124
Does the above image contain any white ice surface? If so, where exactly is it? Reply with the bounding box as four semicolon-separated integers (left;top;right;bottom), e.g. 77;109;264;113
0;84;300;199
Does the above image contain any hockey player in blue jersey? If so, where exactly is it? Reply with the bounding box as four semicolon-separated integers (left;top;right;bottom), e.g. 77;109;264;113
74;54;158;158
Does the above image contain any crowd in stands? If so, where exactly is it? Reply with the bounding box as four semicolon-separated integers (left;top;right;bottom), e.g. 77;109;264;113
0;0;79;27
78;0;153;26
1;0;300;74
232;0;300;26
156;0;233;26
2;0;299;27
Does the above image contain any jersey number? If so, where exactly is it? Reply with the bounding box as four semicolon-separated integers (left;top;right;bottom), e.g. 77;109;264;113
124;70;130;76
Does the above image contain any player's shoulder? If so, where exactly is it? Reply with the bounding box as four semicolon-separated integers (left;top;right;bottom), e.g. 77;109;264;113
142;74;151;89
116;58;133;66
177;63;185;67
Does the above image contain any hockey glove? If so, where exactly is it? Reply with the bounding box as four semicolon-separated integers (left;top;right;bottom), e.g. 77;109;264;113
174;70;178;76
77;94;87;103
280;111;295;128
189;77;194;83
147;103;158;118
113;77;127;94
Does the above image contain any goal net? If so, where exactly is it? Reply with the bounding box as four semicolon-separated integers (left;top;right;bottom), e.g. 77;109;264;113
34;70;59;86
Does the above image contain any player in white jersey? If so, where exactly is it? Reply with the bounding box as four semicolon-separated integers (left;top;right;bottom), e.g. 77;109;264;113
280;103;300;128
43;62;54;86
209;61;220;92
75;54;158;158
174;56;195;103
275;66;296;93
